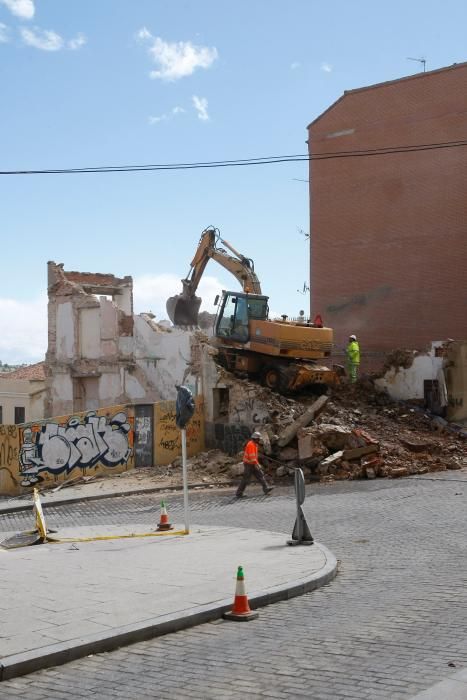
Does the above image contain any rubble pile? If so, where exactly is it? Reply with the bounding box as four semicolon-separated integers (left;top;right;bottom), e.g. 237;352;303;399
206;373;467;484
173;449;239;486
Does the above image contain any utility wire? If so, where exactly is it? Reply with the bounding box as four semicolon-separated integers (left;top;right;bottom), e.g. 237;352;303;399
1;138;467;175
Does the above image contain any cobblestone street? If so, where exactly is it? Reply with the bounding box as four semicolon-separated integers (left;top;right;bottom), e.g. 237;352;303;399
1;471;467;699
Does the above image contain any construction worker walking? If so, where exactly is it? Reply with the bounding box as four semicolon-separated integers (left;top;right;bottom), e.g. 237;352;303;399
236;432;274;498
346;334;360;383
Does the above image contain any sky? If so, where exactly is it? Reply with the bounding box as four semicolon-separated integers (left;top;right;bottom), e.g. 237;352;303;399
1;0;466;363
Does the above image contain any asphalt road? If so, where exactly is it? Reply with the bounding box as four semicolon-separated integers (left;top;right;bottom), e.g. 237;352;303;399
1;471;467;699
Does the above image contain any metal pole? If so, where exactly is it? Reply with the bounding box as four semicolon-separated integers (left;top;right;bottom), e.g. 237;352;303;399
294;470;302;542
181;428;190;534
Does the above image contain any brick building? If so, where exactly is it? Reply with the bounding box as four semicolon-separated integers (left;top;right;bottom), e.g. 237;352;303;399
307;62;467;369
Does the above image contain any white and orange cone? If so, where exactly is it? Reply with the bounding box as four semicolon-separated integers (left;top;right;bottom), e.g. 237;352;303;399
156;500;174;531
223;565;259;621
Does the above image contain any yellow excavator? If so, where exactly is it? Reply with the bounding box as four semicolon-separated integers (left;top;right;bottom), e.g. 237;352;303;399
166;226;339;393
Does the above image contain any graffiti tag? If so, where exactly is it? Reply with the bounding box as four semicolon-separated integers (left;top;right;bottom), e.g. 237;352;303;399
19;411;133;486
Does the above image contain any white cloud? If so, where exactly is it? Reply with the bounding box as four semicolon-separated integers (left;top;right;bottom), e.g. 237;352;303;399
68;33;86;50
148;114;167;125
192;95;209;121
133;273;223;320
137;26;151;41
21;26;63;50
148;105;185;125
137;28;218;81
321;62;332;73
0;295;47;364
0;0;34;19
0;21;9;42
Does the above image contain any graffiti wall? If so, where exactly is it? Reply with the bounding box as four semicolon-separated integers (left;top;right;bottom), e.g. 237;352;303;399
0;398;206;496
0;404;135;495
154;397;205;465
0;424;20;495
18;405;134;487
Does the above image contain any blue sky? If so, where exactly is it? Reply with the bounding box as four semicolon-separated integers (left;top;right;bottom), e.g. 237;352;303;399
1;0;466;363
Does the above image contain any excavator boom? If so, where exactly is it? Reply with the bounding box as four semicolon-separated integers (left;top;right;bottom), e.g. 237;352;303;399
167;226;261;326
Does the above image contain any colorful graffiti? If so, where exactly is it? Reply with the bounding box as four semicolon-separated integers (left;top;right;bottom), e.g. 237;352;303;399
19;410;133;486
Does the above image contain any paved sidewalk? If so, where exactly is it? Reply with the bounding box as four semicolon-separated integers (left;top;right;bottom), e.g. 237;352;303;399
0;523;337;681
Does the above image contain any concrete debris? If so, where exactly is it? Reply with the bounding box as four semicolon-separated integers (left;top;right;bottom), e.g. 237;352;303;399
399;437;433;453
389;467;409;478
198;370;467;487
104;365;466;493
342;444;379;460
277;395;329;447
230;463;245;477
279;447;299;462
318;451;344;474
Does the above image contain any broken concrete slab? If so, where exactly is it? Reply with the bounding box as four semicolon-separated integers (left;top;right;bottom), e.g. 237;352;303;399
342;444;379;461
297;430;328;461
318;451;344;473
312;424;353;451
277;395;329;447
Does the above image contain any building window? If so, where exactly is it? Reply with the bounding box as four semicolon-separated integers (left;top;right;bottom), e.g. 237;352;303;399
14;406;25;424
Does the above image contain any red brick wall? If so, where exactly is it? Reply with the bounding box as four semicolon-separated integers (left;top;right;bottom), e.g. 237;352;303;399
308;64;467;371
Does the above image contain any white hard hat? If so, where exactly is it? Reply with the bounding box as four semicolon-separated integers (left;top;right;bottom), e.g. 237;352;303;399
251;431;262;440
349;334;357;341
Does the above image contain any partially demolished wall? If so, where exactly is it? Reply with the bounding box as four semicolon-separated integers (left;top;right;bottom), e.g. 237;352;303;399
45;262;199;417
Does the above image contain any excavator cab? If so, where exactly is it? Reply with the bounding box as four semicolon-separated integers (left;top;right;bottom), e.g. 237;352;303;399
215;291;268;343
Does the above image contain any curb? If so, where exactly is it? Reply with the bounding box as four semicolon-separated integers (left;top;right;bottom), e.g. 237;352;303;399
408;667;467;699
0;482;235;515
0;543;337;681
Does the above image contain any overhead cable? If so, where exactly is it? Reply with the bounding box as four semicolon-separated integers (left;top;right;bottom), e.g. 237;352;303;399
1;138;467;175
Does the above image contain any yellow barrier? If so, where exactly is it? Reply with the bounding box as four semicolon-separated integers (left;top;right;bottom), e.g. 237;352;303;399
47;530;188;544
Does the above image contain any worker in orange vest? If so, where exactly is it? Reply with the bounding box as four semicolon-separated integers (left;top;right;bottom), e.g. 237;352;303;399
235;431;274;498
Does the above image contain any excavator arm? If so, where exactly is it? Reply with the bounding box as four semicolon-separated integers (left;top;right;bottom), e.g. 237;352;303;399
167;226;261;326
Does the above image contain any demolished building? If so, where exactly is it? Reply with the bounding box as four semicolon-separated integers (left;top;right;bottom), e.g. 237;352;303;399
45;262;200;417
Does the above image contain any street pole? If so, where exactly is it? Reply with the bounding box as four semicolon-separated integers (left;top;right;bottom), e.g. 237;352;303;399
176;384;195;536
181;428;190;534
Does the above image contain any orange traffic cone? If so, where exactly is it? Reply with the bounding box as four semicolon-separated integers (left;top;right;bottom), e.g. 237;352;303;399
156;500;174;531
223;566;259;621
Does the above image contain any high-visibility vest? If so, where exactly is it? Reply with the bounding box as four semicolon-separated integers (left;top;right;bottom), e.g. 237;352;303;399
346;341;360;365
243;440;259;465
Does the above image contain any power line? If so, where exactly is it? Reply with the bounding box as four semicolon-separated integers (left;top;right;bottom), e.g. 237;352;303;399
1;138;467;175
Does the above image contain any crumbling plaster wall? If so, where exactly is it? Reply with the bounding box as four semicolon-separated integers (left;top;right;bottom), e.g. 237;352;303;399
375;342;444;401
46;262;201;417
200;345;270;455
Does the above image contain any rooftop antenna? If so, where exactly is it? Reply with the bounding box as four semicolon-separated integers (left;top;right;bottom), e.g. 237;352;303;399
407;56;426;72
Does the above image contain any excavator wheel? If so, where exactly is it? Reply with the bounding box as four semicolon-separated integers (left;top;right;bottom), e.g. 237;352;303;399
260;364;290;394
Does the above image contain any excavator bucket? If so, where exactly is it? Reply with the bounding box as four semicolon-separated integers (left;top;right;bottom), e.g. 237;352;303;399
166;293;202;327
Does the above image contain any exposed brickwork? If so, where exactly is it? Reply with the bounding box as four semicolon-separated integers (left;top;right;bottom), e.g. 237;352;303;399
63;271;132;288
118;311;134;337
308;62;467;369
